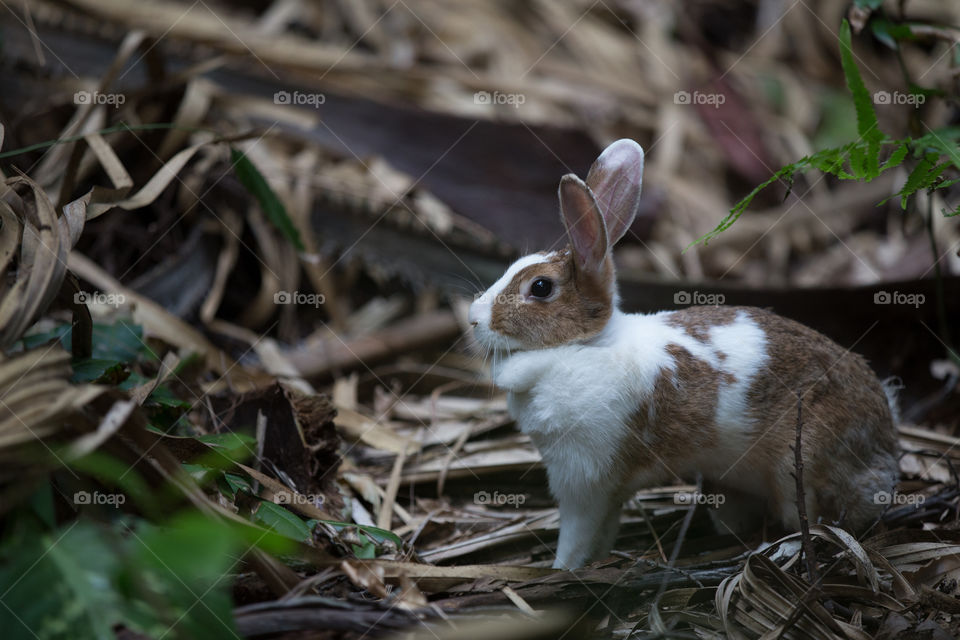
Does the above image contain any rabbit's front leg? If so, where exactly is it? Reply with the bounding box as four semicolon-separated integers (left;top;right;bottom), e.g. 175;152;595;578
494;350;563;393
553;484;622;569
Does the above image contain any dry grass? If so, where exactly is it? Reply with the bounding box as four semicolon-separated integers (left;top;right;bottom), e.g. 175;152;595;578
1;0;959;638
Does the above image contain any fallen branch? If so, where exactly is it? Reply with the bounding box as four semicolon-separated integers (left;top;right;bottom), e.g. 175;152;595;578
288;310;462;377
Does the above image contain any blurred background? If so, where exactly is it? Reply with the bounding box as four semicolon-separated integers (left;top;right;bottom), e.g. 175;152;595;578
3;1;958;375
1;1;960;638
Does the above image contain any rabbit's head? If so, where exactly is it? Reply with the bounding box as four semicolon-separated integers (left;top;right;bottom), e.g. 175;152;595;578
469;139;644;351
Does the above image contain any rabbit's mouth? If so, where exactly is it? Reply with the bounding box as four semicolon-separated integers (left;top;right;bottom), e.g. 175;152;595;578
469;319;525;354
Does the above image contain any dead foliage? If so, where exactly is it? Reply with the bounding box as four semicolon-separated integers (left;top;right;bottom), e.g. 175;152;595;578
0;0;958;638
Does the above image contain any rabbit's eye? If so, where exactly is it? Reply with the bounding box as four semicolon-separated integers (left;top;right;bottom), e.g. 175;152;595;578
529;278;553;299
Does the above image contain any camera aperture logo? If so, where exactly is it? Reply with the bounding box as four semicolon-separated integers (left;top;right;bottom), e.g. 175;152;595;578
274;493;325;506
74;90;125;107
474;91;525;108
674;290;725;306
273;91;326;106
74;490;126;507
674;90;725;108
75;290;126;308
873;91;925;108
274;290;326;307
874;291;924;308
474;490;526;508
873;491;925;506
674;491;725;507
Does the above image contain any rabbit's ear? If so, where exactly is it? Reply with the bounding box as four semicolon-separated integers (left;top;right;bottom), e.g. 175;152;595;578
586;139;644;246
559;174;608;274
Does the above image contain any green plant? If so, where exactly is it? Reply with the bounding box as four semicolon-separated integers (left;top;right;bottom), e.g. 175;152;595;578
694;18;959;248
0;510;247;640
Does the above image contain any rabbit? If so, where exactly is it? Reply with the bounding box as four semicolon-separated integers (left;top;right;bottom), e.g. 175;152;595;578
468;139;900;569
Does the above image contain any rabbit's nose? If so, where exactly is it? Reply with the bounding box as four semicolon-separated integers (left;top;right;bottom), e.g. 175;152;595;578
468;300;483;327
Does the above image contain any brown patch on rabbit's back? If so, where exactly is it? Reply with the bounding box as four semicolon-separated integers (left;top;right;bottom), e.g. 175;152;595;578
665;305;741;341
738;308;898;530
620;343;723;483
617;307;755;481
740;307;895;443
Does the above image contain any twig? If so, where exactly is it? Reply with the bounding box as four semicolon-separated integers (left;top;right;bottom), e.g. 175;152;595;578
638;474;700;638
774;392;828;640
924;187;957;362
793;391;818;584
378;442;408;530
636;502;669;563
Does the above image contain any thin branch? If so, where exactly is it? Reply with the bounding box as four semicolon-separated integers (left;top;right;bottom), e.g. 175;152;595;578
794;391;818;584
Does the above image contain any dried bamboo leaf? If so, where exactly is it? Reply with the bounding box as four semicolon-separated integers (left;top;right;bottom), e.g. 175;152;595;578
0;175;74;348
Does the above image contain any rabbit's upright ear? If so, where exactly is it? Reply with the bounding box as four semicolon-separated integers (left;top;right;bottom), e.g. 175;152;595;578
559;175;608;275
586;139;644;246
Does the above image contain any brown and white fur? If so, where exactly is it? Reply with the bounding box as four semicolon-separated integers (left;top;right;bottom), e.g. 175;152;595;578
468;139;899;569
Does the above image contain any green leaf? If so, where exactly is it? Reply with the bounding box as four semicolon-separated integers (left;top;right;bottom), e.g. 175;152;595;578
687;23;960;247
196;432;258;449
870;17;916;50
352;534;377;559
691;164;797;247
87;320;158;363
194;432;257;465
71;358;129;384
895;153;947;208
20;324;71;350
28;321;159;377
29;483;57;530
838;19;883;145
68;451;154;515
880;143;909;172
915;127;960;172
0;122;214;160
230;148;304;251
849;143;867;178
125;513;243;639
0;523;124;640
181;463;219;485
219;472;254;499
324;521;402;547
144;384;192;409
253;500;313;542
809;146;848;176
